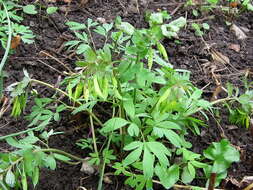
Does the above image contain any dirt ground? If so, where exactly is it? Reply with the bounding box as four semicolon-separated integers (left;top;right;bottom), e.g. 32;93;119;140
1;0;253;189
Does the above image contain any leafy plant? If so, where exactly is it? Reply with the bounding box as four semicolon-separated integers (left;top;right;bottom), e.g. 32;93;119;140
3;11;241;190
0;131;84;190
191;22;210;36
226;82;253;128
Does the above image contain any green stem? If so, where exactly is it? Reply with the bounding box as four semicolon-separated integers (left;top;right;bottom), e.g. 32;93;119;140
0;2;12;98
0;125;42;140
0;180;8;190
89;114;99;156
30;79;69;98
185;97;236;117
0;1;12;73
37;148;84;161
97;133;113;190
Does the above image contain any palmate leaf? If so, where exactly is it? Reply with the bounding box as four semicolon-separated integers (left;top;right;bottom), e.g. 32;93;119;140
203;139;240;173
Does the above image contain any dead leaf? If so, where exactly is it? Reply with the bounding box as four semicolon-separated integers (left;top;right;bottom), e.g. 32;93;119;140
240;176;253;189
211;85;223;101
231;24;247;40
11;35;21;49
211;49;230;65
228;44;240;52
229;1;239;8
226;125;238;130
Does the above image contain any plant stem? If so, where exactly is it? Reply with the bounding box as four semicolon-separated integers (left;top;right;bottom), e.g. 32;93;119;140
0;180;8;190
0;2;12;98
30;79;69;98
38;148;84;161
0;125;42;140
186;97;235;116
97;133;113;190
0;2;12;73
89;114;99;156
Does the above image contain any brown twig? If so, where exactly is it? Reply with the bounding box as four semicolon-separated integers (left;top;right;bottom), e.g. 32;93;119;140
188;15;215;23
39;51;73;73
37;59;63;75
171;3;184;15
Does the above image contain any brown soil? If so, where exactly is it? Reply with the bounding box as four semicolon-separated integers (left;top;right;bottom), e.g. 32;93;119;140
1;0;253;189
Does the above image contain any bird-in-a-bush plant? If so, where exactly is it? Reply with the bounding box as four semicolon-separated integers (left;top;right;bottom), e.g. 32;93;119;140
1;12;241;190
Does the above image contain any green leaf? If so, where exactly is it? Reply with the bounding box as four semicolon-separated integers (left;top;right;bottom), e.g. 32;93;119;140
32;167;39;187
5;169;15;187
128;123;140;136
23;5;37;15
161;17;186;38
164;129;182;148
149;12;164;25
21;165;28;190
147;142;171;166
66;21;86;30
202;23;210;30
143;145;154;179
181;166;194;184
188;162;196;178
53;153;71;161
191;160;208;168
116;22;135;35
155;164;179;189
44;155;56;170
93;76;105;99
94;26;106;36
123;94;135;118
72;101;96;114
77;44;90;55
124;141;143;151
46;7;58;14
203;139;240;173
102;118;129;133
207;0;218;4
123;146;143;166
157;42;168;61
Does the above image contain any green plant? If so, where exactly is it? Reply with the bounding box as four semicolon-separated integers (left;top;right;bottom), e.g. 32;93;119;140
0;131;84;190
226;81;253;128
0;1;35;48
2;11;241;190
0;0;35;99
191;22;210;36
